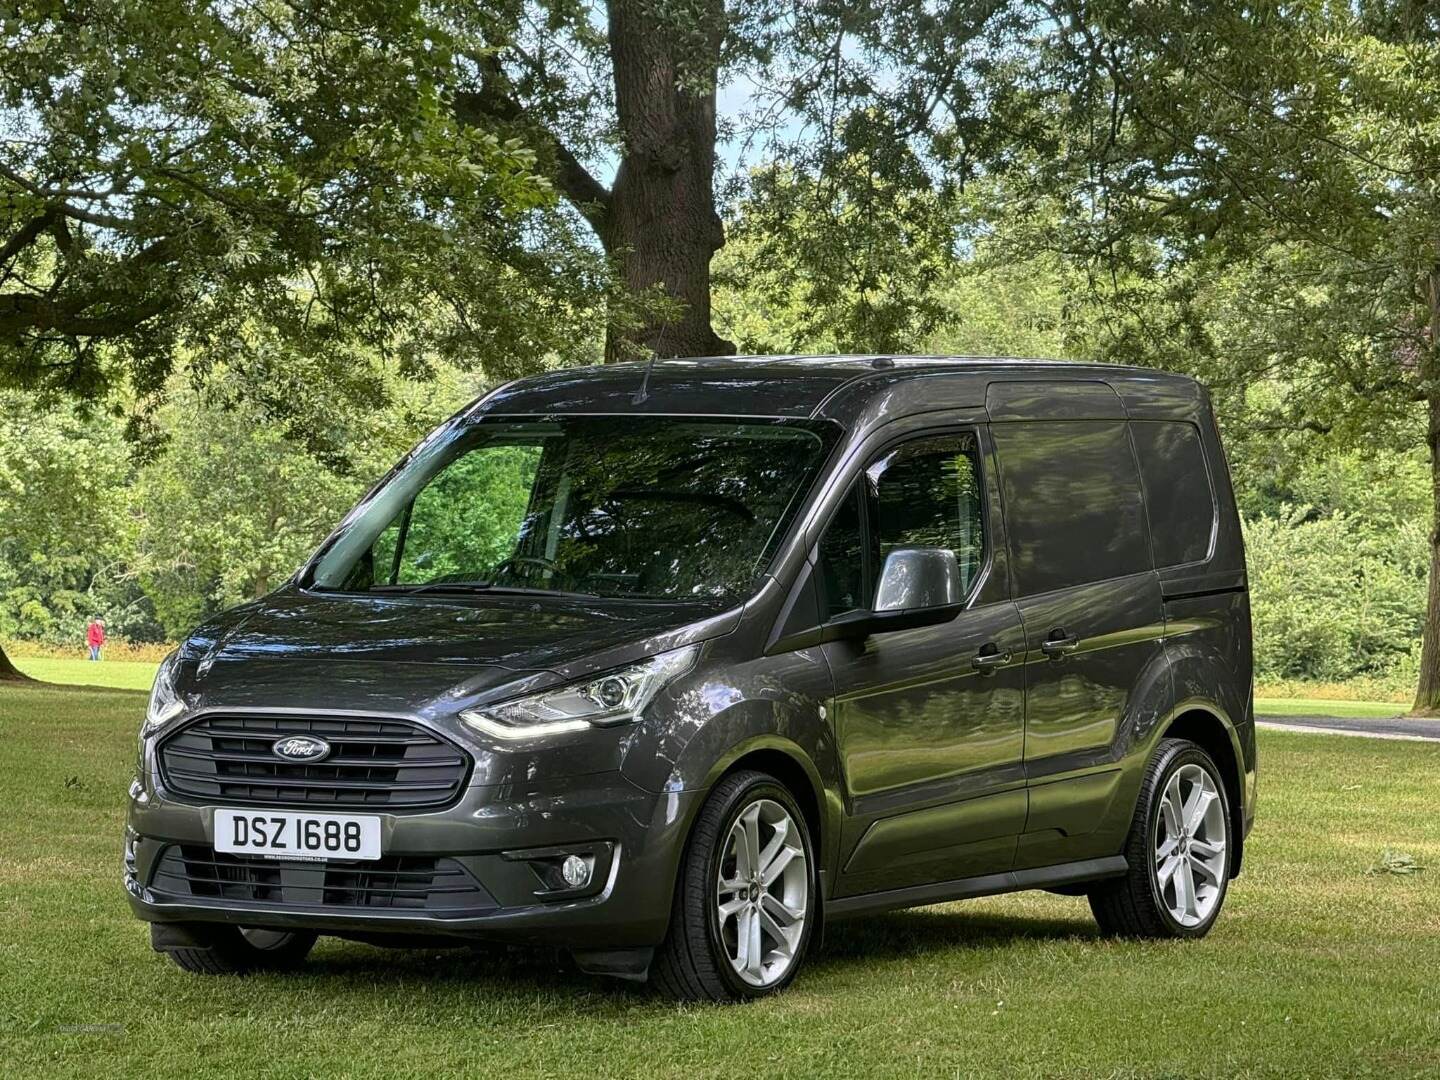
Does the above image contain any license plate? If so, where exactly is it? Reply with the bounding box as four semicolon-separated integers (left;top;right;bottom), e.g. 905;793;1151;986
214;809;381;861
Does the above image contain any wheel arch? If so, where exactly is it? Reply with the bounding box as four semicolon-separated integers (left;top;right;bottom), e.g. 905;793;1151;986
712;745;824;851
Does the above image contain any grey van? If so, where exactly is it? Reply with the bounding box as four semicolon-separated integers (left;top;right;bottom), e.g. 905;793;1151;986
125;356;1256;1001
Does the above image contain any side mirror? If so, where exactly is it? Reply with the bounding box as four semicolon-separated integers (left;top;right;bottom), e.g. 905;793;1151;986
826;546;966;640
874;546;964;612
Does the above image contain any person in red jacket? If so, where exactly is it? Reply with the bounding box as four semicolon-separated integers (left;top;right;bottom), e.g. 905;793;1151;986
86;617;106;661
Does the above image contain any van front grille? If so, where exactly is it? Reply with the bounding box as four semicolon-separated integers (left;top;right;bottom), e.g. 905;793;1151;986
150;845;495;913
157;714;470;809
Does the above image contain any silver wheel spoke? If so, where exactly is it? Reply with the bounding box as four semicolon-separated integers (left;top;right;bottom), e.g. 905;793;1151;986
1156;853;1182;887
1160;778;1184;837
758;906;796;957
1190;837;1224;860
761;844;800;886
1175;858;1197;919
1189;852;1222;886
757;817;789;872
1184;788;1217;834
745;903;763;979
761;890;803;926
743;806;762;879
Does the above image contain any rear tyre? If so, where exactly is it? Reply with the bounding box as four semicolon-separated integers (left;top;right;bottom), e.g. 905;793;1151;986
1088;738;1233;939
652;770;817;1002
153;922;318;975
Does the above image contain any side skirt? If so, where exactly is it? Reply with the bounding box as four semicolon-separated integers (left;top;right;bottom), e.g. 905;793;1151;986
823;855;1129;921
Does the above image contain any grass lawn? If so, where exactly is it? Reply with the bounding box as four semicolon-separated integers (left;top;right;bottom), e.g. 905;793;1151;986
1253;697;1408;719
2;683;1437;1078
11;656;159;692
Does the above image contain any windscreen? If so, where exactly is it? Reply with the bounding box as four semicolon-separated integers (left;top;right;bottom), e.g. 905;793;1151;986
309;416;835;602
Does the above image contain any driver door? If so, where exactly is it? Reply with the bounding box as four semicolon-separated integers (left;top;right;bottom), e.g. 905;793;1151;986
821;426;1028;898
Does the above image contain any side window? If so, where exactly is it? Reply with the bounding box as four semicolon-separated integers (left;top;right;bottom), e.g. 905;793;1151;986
991;420;1149;595
816;431;987;617
1130;421;1216;567
867;434;986;594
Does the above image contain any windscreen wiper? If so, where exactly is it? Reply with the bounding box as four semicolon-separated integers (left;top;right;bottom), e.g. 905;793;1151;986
370;581;606;601
368;580;495;597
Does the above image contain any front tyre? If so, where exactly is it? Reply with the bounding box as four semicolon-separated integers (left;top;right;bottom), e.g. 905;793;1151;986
1089;738;1233;939
652;770;816;1002
152;922;318;975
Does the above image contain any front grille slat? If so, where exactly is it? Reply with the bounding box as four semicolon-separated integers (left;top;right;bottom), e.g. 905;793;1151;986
148;845;495;913
163;765;460;793
161;745;465;768
158;714;471;809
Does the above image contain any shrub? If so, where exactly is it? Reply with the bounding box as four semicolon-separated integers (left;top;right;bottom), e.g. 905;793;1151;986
1244;509;1427;685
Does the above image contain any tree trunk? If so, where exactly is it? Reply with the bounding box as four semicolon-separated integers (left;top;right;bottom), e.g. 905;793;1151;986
602;0;734;361
1412;260;1440;716
0;641;33;682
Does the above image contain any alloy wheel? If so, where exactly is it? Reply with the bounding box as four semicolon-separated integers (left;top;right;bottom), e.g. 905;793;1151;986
715;798;808;988
1153;763;1228;927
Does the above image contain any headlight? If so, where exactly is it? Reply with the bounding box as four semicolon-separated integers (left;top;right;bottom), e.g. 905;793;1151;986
142;651;186;737
461;645;698;741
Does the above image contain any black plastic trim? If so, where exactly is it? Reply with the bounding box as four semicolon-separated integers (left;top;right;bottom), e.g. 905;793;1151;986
825;855;1129;920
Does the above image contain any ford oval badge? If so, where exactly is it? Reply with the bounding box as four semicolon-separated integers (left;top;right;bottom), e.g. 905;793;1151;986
271;735;331;762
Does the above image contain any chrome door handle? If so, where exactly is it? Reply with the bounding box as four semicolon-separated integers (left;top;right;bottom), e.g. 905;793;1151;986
971;648;1010;675
1041;633;1080;659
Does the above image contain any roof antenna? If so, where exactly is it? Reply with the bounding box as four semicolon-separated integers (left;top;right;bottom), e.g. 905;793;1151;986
632;351;656;405
633;319;668;405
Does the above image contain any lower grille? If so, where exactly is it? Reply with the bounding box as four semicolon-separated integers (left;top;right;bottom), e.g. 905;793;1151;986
150;845;495;914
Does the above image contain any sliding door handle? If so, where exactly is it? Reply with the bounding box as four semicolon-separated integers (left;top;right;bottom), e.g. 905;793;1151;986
1040;631;1080;659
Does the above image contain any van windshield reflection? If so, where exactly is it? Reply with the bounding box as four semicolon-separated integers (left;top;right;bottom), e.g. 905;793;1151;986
309;417;835;602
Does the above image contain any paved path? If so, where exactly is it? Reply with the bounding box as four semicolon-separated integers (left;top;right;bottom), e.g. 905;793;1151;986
1256;714;1440;742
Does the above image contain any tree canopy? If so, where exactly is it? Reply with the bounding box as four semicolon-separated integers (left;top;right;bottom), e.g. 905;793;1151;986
0;0;607;417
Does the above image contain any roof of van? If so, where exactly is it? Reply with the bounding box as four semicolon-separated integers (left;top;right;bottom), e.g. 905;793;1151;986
471;355;1204;424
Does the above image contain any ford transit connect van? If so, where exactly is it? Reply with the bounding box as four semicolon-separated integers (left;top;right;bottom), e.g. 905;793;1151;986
126;356;1256;1000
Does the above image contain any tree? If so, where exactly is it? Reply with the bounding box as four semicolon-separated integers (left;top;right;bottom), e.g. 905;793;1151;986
0;0;606;410
714;157;958;354
993;0;1440;712
130;363;477;637
0;391;134;678
450;0;1018;358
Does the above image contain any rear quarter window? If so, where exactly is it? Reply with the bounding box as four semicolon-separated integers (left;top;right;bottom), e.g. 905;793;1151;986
991;419;1150;595
1130;420;1217;567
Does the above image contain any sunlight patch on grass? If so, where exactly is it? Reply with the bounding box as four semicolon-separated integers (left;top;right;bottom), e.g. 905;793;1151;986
11;656;158;691
1254;696;1406;719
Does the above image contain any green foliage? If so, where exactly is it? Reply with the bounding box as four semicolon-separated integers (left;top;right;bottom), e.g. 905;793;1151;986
0;391;141;642
1245;510;1426;685
0;0;607;416
716;154;959;353
0;360;479;643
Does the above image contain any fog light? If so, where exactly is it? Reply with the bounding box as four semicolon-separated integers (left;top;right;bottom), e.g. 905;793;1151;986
561;854;591;888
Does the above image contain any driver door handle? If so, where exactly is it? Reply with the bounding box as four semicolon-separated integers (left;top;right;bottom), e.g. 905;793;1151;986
1040;630;1080;659
971;646;1011;675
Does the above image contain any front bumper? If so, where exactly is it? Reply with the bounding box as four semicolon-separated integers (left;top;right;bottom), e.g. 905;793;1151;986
125;772;701;949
